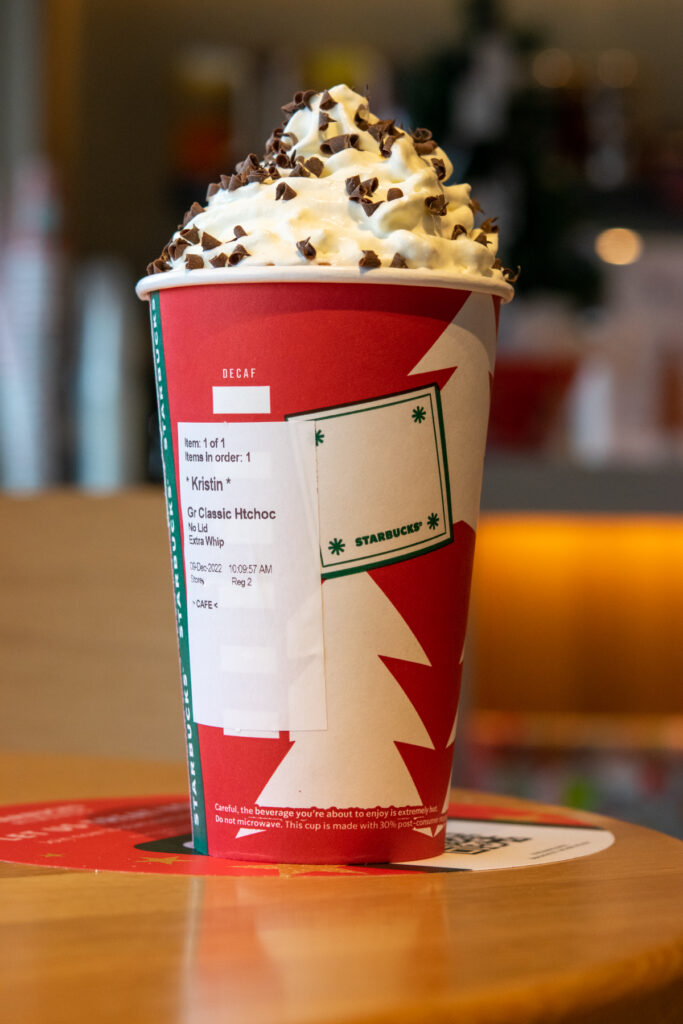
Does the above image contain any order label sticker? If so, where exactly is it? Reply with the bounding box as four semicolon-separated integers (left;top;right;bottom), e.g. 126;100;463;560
177;421;326;738
288;385;452;578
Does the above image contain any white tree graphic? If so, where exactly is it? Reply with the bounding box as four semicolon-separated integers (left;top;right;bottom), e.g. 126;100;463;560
409;291;497;529
257;571;433;809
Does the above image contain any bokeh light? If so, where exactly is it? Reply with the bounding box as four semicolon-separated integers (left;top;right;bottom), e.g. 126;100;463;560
594;227;643;265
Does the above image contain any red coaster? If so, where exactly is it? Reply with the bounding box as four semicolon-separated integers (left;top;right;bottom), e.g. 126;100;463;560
0;796;611;876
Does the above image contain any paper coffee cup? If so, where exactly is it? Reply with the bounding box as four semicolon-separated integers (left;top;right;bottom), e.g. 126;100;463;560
137;266;511;862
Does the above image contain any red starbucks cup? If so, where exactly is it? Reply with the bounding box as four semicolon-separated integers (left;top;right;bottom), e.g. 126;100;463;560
136;266;512;863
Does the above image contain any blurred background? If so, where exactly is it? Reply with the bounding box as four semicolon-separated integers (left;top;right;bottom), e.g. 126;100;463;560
0;0;681;834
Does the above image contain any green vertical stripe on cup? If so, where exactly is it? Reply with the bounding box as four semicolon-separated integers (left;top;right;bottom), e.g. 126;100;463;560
149;291;208;855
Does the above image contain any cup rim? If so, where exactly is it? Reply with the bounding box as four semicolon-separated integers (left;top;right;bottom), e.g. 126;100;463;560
135;265;514;302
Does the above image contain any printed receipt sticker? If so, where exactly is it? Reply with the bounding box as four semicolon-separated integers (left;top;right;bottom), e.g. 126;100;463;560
0;796;613;876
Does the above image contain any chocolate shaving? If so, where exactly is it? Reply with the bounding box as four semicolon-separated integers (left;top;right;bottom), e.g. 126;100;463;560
228;244;250;266
275;181;297;201
180;226;201;245
492;258;503;270
233;225;247;238
318;111;336;131
319;90;336;110
412;127;438;154
345;175;361;195
451;224;468;240
480;217;499;233
281;90;317;115
201;231;221;251
182;202;204;227
368;119;402;142
147;258;170;275
168;237;190;260
206;182;220;199
305;156;324;177
474;231;490;246
185;253;204;270
354;106;371;130
431;158;446;180
235;153;260;176
469;198;484;214
503;265;521;283
361;198;383;217
210;252;228;268
425;194;448;216
320;133;360;155
227;174;244;192
361;176;378;194
275;153;293;169
379;135;396;158
245;169;268;184
390;253;408;268
296;237;316;260
387;187;403;201
288;163;310;178
359;250;381;269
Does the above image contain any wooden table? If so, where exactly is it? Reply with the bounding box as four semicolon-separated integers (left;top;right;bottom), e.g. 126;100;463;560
1;753;681;1023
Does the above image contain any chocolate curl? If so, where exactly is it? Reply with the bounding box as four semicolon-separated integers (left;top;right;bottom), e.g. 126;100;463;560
201;232;221;251
480;217;499;233
425;194;448;216
469;198;484;214
245;168;269;184
281;89;317;115
296;237;316;261
228;244;250;266
275;153;293;169
147;258;171;275
387;187;403;201
305;156;324;177
503;265;521;283
185;253;204;270
180;226;201;245
390;252;408;268
182;202;204;227
233;225;248;238
227;174;244;192
359;250;381;269
431;158;446;181
235;153;260;176
210;252;228;268
275;181;297;201
412;127;438;155
379;134;396;158
320;133;360;155
361;199;383;217
451;224;468;240
168;237;190;260
288;163;310;179
474;231;490;246
318;111;336;131
206;182;220;199
345;174;361;195
319;90;336;110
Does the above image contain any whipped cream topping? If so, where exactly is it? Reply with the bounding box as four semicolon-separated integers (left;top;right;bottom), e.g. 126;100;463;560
145;84;514;286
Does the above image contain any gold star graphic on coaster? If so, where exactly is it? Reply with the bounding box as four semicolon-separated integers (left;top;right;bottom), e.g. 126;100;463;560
276;863;366;878
41;852;64;859
136;855;186;866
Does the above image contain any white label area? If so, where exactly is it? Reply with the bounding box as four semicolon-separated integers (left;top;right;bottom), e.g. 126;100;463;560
177;421;325;738
288;385;452;578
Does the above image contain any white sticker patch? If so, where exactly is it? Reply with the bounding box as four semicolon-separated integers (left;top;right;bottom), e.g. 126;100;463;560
177;421;325;737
